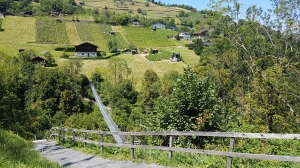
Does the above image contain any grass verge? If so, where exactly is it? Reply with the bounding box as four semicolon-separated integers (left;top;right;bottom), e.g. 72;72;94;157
0;129;60;168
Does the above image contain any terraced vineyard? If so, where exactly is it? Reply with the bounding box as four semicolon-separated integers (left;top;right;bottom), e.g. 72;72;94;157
36;18;57;43
89;23;109;51
65;22;81;44
122;26;176;48
75;22;95;41
56;22;69;44
98;24;127;49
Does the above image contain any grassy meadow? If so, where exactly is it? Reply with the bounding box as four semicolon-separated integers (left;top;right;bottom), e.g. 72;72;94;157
0;129;59;168
0;16;36;44
80;54;187;91
0;15;199;90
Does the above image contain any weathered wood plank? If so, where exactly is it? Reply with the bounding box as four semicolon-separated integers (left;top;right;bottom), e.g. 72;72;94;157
95;143;300;163
63;129;300;140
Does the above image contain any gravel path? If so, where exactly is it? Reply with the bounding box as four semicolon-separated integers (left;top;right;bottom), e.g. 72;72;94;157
33;140;169;168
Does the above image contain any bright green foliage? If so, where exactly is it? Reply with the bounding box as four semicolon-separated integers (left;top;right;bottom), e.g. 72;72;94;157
123;26;176;48
205;0;300;133
107;40;118;53
139;69;160;114
75;22;95;41
108;57;132;83
43;51;55;66
145;49;172;61
0;129;60;168
193;38;204;55
147;67;222;147
36;17;57;43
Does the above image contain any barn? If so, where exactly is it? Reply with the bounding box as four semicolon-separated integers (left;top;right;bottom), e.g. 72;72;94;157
171;52;181;62
75;42;98;57
32;56;47;66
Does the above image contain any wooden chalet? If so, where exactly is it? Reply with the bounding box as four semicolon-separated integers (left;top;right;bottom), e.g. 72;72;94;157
132;19;140;26
171;52;181;62
18;48;26;52
32;56;47;66
151;49;159;54
131;50;137;55
49;12;66;18
193;30;208;38
75;42;98;57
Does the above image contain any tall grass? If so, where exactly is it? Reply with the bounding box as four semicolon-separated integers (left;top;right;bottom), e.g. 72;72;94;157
0;129;60;168
0;18;3;29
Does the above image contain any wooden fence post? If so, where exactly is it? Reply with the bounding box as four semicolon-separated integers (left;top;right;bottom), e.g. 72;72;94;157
100;132;104;154
62;129;65;145
72;131;75;147
84;131;87;148
169;131;174;159
227;130;236;168
131;134;134;158
58;129;61;143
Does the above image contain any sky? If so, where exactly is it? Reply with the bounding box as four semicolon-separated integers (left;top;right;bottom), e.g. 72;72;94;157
161;0;273;14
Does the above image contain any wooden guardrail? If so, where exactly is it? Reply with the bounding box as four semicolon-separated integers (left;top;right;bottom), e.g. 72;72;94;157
49;127;300;168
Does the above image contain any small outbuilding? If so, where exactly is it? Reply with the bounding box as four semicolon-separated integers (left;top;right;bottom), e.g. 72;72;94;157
132;19;140;26
75;42;98;57
131;50;137;55
18;48;26;52
171;52;181;62
151;49;159;54
109;31;116;35
193;30;208;39
32;56;47;66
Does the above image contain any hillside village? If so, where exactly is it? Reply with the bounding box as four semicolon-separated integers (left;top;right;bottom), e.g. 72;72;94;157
1;0;300;167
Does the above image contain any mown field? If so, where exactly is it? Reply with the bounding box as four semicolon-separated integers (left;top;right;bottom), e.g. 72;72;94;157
79;54;187;90
179;12;206;24
0;16;36;44
122;26;176;48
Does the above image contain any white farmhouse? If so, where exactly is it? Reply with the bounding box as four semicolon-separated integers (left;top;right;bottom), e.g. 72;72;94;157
179;32;191;39
75;42;98;57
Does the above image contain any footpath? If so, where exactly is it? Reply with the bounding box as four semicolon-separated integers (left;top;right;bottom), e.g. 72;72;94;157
33;140;169;168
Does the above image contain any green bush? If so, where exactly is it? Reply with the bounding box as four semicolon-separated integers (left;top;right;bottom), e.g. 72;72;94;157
55;47;75;52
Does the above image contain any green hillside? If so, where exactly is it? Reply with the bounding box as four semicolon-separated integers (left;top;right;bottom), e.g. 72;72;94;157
0;129;59;167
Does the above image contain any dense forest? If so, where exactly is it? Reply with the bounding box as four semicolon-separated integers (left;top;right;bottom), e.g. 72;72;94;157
0;1;300;165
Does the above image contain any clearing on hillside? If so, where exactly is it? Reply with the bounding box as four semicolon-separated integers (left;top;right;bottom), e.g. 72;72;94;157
0;16;35;44
80;54;186;91
122;26;176;48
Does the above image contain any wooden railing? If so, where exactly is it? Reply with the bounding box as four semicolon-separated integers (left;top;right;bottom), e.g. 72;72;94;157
49;127;300;168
